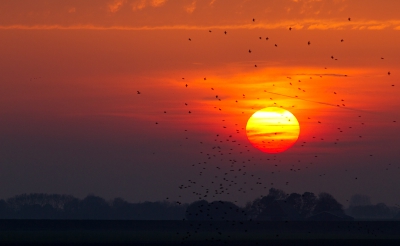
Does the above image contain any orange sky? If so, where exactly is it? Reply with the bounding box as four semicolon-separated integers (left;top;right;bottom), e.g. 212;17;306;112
1;0;400;206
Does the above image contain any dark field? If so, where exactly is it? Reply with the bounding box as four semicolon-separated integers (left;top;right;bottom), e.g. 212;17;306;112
1;220;400;245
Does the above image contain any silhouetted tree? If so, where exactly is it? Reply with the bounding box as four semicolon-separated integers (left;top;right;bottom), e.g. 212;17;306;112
300;192;317;218
18;204;59;219
186;200;212;220
393;210;400;220
244;197;262;219
130;201;187;220
256;199;302;221
77;195;111;220
110;197;134;219
245;188;288;220
268;188;287;200
6;193;78;219
313;192;344;215
186;200;246;221
286;193;302;212
0;199;13;219
7;193;76;211
63;197;81;219
246;190;328;220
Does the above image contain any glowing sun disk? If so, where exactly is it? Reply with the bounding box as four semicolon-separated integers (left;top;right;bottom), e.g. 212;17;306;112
246;107;300;153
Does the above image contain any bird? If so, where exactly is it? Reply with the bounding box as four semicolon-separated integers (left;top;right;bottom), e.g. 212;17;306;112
224;31;227;34
252;18;255;22
341;39;344;42
388;71;391;75
307;41;310;45
348;17;351;21
137;91;141;94
248;49;252;53
188;38;191;41
289;27;292;31
275;44;278;47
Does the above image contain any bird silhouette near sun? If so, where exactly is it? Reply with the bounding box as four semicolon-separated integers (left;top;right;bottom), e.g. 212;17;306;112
246;107;300;153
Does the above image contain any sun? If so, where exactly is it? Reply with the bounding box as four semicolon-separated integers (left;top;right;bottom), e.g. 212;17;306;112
245;107;300;153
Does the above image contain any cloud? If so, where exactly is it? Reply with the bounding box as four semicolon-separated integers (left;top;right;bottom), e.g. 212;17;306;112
1;0;400;30
151;0;166;7
108;0;126;13
367;24;389;30
185;0;196;13
295;73;348;77
0;0;400;30
2;19;400;31
132;0;147;11
263;91;365;112
131;0;166;11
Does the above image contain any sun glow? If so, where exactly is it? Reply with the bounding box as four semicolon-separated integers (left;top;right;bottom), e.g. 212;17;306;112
246;107;300;153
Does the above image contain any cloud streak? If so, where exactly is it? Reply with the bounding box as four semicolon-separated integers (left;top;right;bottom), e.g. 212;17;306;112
2;0;400;31
2;20;400;31
264;91;365;112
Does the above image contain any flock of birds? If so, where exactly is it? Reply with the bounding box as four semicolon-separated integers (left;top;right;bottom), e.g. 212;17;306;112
135;17;399;243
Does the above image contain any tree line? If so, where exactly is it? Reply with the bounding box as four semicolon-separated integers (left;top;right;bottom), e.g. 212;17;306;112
0;194;187;220
0;190;398;220
186;188;352;221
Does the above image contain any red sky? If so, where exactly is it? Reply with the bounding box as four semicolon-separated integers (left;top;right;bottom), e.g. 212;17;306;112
1;0;400;206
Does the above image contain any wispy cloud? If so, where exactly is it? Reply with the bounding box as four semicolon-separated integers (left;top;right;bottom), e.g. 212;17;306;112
295;73;349;77
264;91;365;112
185;0;196;14
108;0;126;13
131;0;166;11
151;0;167;7
131;0;147;11
2;19;400;31
2;0;400;31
